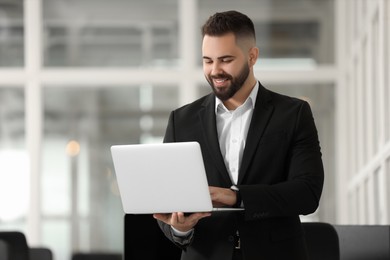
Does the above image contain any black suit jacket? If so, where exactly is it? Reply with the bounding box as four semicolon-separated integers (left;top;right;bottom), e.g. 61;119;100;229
158;83;324;260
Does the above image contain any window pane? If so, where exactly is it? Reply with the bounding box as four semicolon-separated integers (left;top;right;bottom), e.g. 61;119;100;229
42;0;178;67
0;88;26;229
42;85;178;257
0;1;24;66
42;219;71;260
198;0;335;67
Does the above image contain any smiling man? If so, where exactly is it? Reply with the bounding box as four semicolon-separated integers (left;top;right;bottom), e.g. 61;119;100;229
154;10;324;260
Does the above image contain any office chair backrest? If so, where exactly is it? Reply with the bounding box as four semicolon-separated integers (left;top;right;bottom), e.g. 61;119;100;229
0;231;30;260
302;222;340;260
334;225;390;260
72;253;122;260
30;247;53;260
0;240;9;259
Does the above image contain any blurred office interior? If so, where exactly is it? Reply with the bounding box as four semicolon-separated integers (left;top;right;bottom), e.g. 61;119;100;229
0;0;389;259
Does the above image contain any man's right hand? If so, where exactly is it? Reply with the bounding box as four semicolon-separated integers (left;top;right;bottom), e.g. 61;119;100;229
153;212;211;232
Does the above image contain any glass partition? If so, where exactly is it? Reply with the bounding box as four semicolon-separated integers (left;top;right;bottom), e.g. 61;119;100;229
0;0;338;258
0;1;24;66
0;88;26;229
42;85;178;260
42;0;179;67
198;0;335;68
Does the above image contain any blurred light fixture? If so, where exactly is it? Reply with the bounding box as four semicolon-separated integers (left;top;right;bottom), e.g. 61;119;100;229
66;140;80;157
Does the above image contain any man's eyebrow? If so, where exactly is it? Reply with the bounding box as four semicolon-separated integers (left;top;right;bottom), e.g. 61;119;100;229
202;55;235;60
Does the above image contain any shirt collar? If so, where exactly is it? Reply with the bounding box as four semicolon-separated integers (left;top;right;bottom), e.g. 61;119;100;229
215;81;259;114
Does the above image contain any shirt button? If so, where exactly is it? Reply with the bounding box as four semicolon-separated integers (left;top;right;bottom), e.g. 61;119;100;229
232;139;237;143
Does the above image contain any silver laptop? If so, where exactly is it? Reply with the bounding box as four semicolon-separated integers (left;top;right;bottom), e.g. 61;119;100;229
111;142;244;214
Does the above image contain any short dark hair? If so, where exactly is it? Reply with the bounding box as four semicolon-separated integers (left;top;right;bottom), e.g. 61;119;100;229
201;10;256;41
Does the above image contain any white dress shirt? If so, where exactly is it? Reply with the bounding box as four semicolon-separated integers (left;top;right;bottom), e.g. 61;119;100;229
215;81;259;185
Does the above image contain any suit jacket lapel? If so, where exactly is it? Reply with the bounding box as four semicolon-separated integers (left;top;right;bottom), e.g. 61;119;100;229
238;84;274;183
199;94;232;185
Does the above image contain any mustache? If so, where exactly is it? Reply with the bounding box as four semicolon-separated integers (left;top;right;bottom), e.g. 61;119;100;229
210;73;232;80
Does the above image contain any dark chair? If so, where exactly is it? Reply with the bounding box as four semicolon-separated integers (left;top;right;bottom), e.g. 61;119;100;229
0;240;9;259
30;247;53;260
124;214;181;260
0;231;30;260
72;253;122;260
302;222;340;260
334;225;390;260
0;231;53;260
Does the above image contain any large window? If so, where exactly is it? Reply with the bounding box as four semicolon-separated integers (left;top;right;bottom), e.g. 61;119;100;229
41;86;178;258
0;1;24;67
0;88;26;227
0;0;336;259
198;0;335;67
43;0;179;67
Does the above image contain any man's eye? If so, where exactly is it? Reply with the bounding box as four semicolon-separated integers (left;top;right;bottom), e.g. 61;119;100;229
204;60;212;64
222;59;233;63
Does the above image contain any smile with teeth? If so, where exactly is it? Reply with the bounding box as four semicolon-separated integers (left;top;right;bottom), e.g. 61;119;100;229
213;78;229;86
215;78;227;83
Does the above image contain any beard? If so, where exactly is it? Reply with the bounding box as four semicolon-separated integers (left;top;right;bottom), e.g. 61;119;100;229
205;63;250;101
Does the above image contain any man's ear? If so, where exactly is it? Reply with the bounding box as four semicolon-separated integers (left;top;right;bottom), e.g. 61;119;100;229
248;47;259;66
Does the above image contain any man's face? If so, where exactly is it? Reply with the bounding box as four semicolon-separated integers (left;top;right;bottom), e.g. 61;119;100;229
202;33;250;101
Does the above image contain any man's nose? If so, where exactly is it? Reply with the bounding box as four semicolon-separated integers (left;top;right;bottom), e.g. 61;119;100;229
211;62;222;75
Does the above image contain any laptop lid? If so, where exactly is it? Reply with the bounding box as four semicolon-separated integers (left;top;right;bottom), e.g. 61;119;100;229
111;142;214;214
